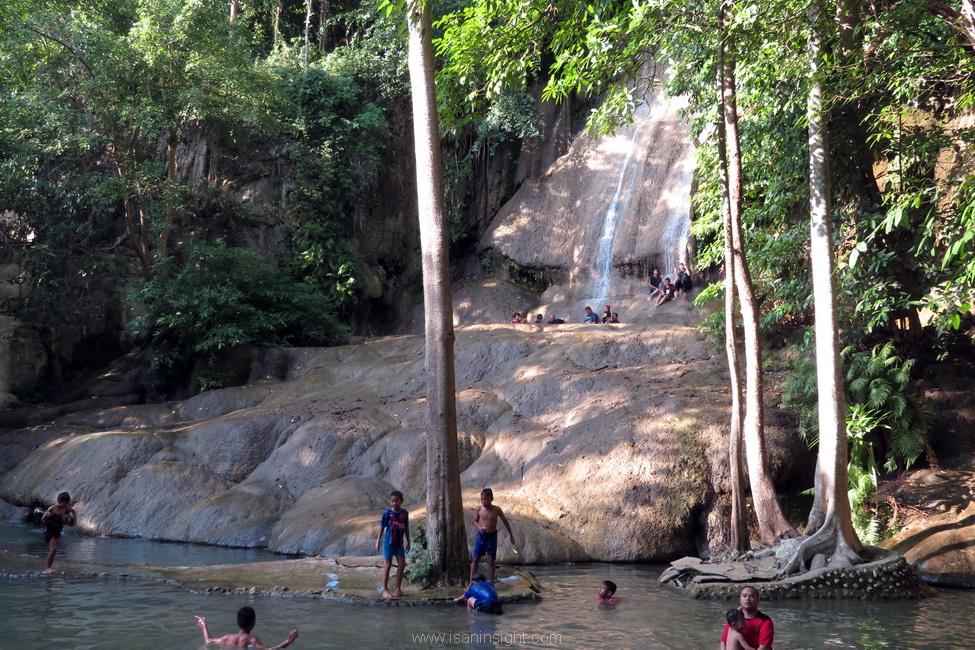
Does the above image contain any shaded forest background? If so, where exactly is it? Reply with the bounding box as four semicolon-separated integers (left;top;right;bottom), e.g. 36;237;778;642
3;0;975;543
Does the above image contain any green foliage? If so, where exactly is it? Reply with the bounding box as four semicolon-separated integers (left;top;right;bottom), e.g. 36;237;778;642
131;242;347;377
784;340;932;540
472;90;541;154
405;523;434;586
503;258;548;294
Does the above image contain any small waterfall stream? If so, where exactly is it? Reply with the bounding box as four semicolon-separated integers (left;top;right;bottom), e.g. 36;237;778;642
657;145;694;278
591;107;646;304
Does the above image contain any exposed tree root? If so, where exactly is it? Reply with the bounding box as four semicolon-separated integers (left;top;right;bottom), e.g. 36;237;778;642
778;517;861;578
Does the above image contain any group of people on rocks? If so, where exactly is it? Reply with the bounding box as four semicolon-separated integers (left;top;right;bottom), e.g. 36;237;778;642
507;263;694;326
647;262;693;305
582;304;620;323
510;312;568;325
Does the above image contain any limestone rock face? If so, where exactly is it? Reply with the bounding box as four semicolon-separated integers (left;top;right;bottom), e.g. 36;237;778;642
0;317;803;563
885;501;975;588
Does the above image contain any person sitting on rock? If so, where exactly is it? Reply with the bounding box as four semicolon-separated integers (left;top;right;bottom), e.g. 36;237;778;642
534;314;544;324
655;278;677;306
510;313;524;324
454;572;503;615
583;306;599;324
547;315;566;325
720;586;773;650
196;607;298;649
601;304;612;323
647;268;663;298
675;263;693;296
597;579;620;605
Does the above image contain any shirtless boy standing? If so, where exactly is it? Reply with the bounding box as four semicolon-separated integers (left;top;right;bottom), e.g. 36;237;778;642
41;491;76;572
470;488;515;584
195;607;298;649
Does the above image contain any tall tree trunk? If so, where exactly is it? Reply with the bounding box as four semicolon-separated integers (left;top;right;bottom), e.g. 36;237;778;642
317;0;328;52
230;0;239;22
303;0;313;67
273;1;282;49
834;0;881;207
783;0;864;574
716;17;748;554
720;1;797;546
157;128;179;264
405;0;469;585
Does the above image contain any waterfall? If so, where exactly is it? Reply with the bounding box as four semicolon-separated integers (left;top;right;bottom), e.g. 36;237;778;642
591;105;648;304
658;146;694;278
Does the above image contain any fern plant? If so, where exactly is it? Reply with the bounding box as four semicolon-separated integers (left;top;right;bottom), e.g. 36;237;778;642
783;339;932;541
844;342;932;472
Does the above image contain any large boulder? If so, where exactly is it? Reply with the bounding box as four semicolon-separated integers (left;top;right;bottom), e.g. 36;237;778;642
885;500;975;588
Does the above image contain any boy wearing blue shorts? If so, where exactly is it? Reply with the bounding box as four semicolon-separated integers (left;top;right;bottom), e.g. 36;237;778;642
469;487;515;584
375;490;410;598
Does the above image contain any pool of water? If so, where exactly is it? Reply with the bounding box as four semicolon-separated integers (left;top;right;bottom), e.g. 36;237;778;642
3;523;975;649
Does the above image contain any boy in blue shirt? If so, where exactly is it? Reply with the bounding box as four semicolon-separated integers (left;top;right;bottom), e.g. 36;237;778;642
375;490;410;598
454;572;503;615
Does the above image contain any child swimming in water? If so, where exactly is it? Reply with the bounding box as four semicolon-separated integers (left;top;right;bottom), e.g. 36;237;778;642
195;607;298;649
724;608;755;650
597;579;620;605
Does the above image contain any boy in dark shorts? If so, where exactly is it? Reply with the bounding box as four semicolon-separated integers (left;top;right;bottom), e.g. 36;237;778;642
41;491;76;572
469;487;515;584
195;607;298;648
375;490;410;598
454;572;503;615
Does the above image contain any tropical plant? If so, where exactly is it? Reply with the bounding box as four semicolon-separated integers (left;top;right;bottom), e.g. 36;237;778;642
131;241;347;381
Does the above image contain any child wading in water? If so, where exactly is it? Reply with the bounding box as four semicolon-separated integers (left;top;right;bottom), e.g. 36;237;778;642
724;609;755;650
195;607;298;649
470;487;515;584
41;491;76;572
375;490;410;598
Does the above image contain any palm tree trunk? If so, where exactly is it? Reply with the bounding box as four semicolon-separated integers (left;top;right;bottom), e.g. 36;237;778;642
405;0;469;585
719;1;796;546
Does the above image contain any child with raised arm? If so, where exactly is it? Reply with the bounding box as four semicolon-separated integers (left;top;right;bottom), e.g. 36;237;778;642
195;607;298;649
41;491;76;572
469;487;515;584
375;490;410;599
724;609;755;650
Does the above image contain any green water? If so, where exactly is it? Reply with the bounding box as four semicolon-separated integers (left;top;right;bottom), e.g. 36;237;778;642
1;523;973;649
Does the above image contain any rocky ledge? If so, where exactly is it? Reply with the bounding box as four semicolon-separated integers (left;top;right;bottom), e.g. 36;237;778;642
660;546;931;600
0;549;541;606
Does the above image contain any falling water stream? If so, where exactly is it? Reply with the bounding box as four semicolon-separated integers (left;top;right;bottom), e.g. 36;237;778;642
591;105;648;304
